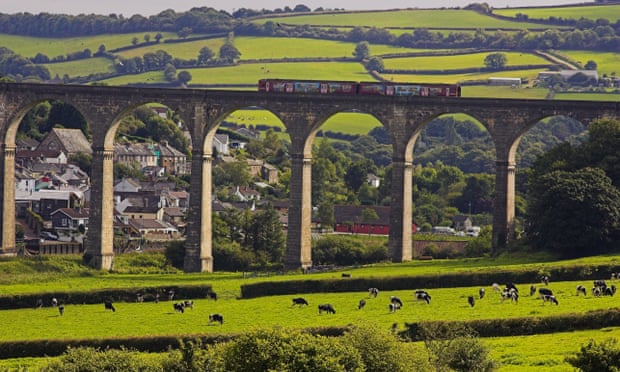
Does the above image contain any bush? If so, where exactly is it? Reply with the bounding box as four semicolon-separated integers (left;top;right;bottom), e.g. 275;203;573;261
565;338;620;372
312;235;387;266
40;346;163;372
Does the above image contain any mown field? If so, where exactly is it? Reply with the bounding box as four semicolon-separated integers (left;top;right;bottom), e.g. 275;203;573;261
556;50;620;76
494;4;620;23
382;51;549;70
255;9;565;29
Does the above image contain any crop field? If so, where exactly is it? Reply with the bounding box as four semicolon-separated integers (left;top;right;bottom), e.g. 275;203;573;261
494;4;620;23
44;57;115;77
0;32;179;58
382;51;549;70
115;37;226;59
556;50;620;76
255;10;565;30
380;68;547;85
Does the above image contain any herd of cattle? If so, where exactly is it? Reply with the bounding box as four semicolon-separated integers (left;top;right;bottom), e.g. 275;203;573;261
35;272;618;326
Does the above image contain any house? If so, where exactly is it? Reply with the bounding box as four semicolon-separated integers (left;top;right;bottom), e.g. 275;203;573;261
233;186;260;202
333;205;416;235
122;205;164;221
155;141;188;175
37;128;92;156
114;178;142;193
16;149;67;166
128;218;179;239
16;137;40;151
247;159;263;178
213;133;230;155
262;163;279;184
367;173;380;188
162;190;190;212
537;70;599;84
163;207;185;226
15;169;36;194
452;215;473;231
15;189;84;220
50;208;89;231
114;143;158;170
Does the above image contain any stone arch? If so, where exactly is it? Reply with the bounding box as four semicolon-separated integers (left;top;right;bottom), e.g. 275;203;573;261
1;96;93;255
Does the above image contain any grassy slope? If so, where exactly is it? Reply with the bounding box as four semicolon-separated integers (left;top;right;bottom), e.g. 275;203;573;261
556;50;620;76
383;51;549;70
0;32;179;58
493;4;620;23
255;9;565;29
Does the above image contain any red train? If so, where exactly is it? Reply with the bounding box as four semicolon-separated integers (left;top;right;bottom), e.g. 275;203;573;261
258;79;461;97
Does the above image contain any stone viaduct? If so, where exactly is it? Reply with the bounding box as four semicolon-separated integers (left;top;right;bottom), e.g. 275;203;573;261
1;82;618;271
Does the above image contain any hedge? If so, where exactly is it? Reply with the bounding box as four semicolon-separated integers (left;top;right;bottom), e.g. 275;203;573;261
0;285;213;310
240;264;618;298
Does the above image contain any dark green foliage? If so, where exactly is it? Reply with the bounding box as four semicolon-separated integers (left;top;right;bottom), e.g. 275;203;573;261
311;235;388;266
565;338;620;372
40;346;163;372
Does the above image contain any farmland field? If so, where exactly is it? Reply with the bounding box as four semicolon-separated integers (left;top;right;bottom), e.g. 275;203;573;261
382;51;549;70
0;32;179;58
553;92;620;102
494;4;620;23
44;57;115;77
556;50;620;76
255;9;565;29
380;68;547;85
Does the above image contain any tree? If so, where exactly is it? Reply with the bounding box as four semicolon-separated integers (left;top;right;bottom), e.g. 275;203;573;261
143;34;150;43
565;338;620;372
526;167;620;257
317;200;334;232
247;204;286;264
197;46;214;65
219;41;241;63
154;33;163;43
484;52;507;70
163;63;177;82
584;60;598;70
177;27;192;38
353;41;370;60
177;70;192;85
366;56;384;72
131;37;138;46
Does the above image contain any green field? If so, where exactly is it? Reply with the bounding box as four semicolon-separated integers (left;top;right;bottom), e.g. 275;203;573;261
383;51;549;70
115;37;225;59
554;92;620;102
494;4;620;23
44;57;115;78
256;9;565;29
463;85;550;99
380;68;547;85
556;50;620;76
0;32;179;58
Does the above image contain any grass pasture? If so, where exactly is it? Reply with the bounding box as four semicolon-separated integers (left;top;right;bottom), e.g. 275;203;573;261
44;57;115;78
380;68;547;85
556;50;620;76
0;279;618;342
255;9;565;30
494;4;620;23
0;32;179;59
382;51;550;70
553;92;620;102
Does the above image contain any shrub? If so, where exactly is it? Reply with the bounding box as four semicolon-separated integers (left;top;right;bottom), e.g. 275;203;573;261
565;338;620;372
312;235;387;266
40;346;163;372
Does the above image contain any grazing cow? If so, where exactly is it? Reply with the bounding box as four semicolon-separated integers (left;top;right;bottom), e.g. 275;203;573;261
541;275;550;286
415;290;431;304
576;285;587;296
390;296;403;308
154;293;160;304
173;303;185;313
604;285;617;297
611;272;617;281
389;302;401;312
467;295;475;307
479;288;485;299
594;280;607;288
538;288;553;297
541;294;559;305
167;290;176;301
35;298;43;309
318;304;336;314
492;283;502;293
206;291;218;301
104;300;116;312
183;300;194;310
51;297;58;307
292;297;309;307
358;299;366;310
341;273;351;278
505;283;519;293
209;313;224;325
368;288;379;298
501;288;519;303
136;293;144;303
592;287;603;297
58;305;65;316
529;285;537;297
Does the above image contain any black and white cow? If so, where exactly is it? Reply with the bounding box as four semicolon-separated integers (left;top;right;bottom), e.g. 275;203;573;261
538;288;553;297
390;296;403;308
389;302;401;312
318;304;336;314
479;288;485;299
541;275;550;286
209;313;224;325
604;285;617;297
368;288;379;298
501;288;519;303
292;297;309;307
173;302;185;313
358;299;366;310
51;297;58;307
104;300;116;312
529;285;537;297
58;305;65;316
467;295;475;307
611;272;617;281
167;289;176;301
505;282;519;294
206;291;218;301
35;298;43;309
492;283;502;293
183;300;194;310
541;294;559;305
415;290;431;304
576;285;587;296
